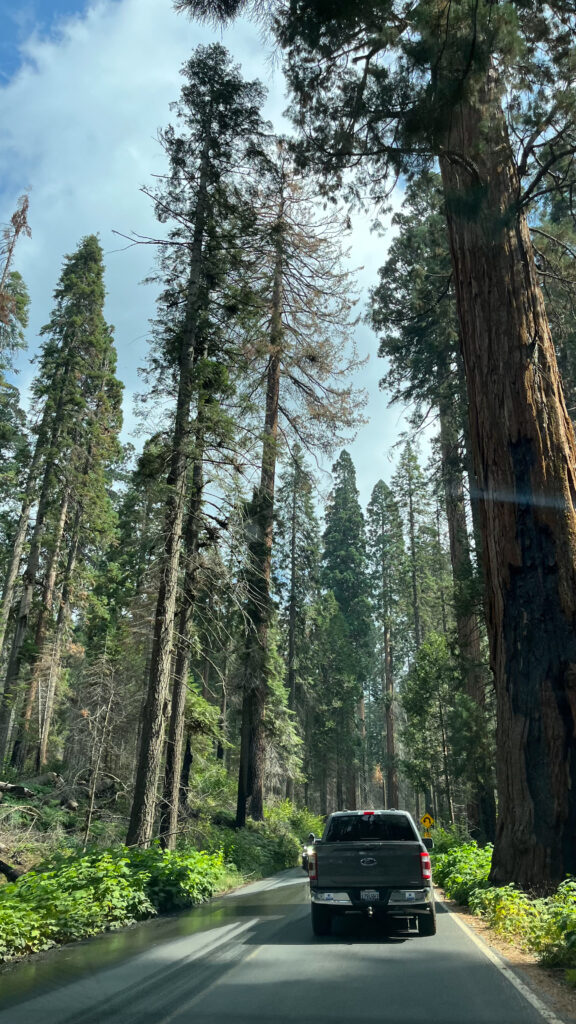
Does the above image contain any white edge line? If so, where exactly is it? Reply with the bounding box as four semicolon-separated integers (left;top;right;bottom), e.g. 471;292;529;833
443;901;567;1024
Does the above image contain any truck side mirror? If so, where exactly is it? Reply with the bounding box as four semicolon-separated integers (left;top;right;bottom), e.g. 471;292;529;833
423;837;434;851
308;833;316;843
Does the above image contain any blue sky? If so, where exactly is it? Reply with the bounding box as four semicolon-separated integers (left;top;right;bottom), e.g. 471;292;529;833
0;0;417;507
1;1;93;80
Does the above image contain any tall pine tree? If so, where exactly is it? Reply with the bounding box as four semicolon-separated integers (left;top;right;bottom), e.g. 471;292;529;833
322;450;372;809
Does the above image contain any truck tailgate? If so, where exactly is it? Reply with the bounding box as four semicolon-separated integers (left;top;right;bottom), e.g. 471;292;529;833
316;842;424;888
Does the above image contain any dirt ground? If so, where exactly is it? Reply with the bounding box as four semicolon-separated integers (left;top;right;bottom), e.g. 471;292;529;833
440;893;576;1023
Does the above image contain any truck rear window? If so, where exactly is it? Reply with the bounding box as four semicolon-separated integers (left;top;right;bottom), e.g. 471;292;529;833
325;814;417;843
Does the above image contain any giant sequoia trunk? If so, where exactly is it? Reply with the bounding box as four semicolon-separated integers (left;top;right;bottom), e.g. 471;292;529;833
439;71;576;887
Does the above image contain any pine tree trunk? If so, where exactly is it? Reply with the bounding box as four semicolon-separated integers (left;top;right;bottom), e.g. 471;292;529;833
439;408;483;696
0;458;59;764
285;463;298;802
0;513;29;681
236;222;283;826
439;69;576;887
437;698;454;824
159;452;204;850
126;140;211;848
216;685;226;762
319;765;328;815
336;759;344;810
0;493;37;672
236;695;249;827
0;329;77;689
37;504;83;769
407;479;421;649
439;405;496;839
357;695;367;804
11;490;69;770
383;624;399;807
180;733;193;804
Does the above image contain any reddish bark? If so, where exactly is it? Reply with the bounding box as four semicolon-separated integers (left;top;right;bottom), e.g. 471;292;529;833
440;72;576;886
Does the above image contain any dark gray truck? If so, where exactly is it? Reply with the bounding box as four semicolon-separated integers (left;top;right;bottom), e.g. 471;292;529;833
308;809;436;937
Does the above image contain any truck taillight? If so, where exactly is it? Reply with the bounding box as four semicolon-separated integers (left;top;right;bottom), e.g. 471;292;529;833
308;850;318;881
420;852;432;880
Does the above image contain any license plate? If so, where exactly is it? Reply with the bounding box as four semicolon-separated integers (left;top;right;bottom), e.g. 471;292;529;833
360;889;379;901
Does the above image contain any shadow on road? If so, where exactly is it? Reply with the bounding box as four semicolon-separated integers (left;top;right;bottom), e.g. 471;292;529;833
0;874;450;1024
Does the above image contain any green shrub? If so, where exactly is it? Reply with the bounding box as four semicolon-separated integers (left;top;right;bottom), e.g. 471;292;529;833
187;802;317;878
126;846;225;913
204;819;300;876
433;838;576;970
0;800;320;964
432;841;493;904
264;800;325;841
431;822;473;854
0;845;225;962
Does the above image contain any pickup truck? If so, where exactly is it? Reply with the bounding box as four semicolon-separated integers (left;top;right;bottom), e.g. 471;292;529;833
307;809;436;937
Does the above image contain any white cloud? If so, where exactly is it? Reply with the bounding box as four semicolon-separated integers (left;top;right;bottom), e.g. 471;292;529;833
0;0;418;507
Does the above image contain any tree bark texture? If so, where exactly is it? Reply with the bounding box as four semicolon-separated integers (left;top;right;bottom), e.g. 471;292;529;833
236;220;283;825
407;478;421;650
159;451;204;850
439;71;576;886
285;462;298;802
383;625;399;807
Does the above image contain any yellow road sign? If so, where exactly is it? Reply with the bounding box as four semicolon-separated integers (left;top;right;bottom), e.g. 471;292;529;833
420;813;434;830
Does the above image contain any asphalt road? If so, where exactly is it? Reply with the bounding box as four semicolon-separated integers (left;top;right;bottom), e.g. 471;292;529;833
0;869;570;1024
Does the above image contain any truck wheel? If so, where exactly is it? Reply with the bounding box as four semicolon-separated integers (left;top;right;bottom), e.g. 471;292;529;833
311;902;332;936
419;908;437;936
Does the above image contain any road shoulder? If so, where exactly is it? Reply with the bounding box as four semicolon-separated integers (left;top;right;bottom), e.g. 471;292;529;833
440;893;576;1023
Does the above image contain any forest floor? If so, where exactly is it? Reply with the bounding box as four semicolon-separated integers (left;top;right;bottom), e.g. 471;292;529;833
440;893;576;1022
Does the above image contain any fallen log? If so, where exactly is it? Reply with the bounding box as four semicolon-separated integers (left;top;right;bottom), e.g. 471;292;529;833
20;772;64;789
0;781;35;798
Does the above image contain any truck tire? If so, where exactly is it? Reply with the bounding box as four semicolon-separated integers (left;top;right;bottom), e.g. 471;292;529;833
419;907;437;936
311;902;332;936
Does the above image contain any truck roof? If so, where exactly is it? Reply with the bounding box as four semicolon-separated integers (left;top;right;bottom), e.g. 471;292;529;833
327;809;411;816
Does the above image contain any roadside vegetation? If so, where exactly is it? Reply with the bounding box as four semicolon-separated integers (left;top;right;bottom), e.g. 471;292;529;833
5;3;576;974
433;830;576;976
0;797;321;962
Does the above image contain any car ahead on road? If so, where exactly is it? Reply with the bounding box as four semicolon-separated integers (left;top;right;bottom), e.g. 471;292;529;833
307;809;436;937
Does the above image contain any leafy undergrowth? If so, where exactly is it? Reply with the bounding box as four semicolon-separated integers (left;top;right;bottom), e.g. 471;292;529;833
0;846;225;961
432;832;576;971
192;801;323;879
0;800;322;964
